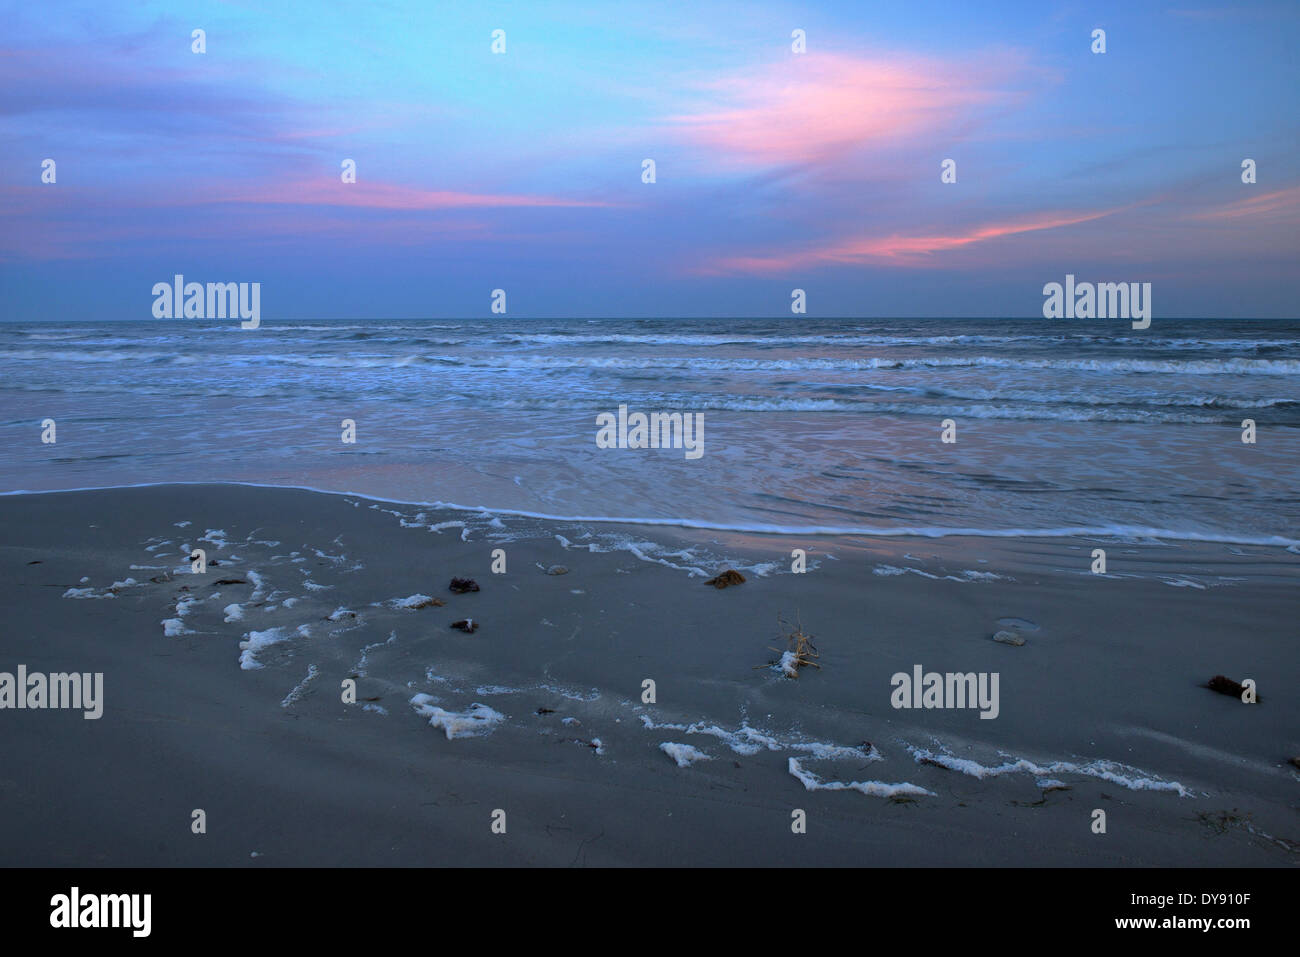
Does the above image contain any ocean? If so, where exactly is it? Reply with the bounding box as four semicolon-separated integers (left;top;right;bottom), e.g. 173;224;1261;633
2;317;1297;566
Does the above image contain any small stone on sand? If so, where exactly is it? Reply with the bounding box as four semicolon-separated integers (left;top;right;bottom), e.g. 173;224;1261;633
545;565;568;576
992;630;1025;646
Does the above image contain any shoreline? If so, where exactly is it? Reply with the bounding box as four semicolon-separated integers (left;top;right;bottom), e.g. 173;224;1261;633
2;478;1296;581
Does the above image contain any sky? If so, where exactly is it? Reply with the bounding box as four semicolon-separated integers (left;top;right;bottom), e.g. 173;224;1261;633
1;0;1298;320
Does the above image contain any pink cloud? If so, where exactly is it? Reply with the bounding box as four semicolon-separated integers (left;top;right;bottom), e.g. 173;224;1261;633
0;173;611;261
667;51;1032;167
1184;185;1300;222
206;178;616;211
701;208;1124;274
0;204;496;262
1;176;612;216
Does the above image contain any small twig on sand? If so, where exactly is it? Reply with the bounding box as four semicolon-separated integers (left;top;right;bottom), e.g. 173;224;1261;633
767;610;821;677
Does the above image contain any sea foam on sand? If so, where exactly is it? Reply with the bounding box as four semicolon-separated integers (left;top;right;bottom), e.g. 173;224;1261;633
660;742;712;767
239;627;289;670
409;695;505;739
907;745;1191;797
788;757;935;799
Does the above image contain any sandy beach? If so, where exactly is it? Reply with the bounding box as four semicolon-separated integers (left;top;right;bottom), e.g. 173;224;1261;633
2;483;1294;867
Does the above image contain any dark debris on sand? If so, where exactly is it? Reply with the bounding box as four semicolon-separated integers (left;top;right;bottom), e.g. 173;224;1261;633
1205;674;1259;702
705;569;745;588
449;577;480;593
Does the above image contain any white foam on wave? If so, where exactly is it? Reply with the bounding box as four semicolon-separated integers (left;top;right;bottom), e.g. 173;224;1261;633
18;481;1298;551
873;564;1011;583
441;352;1300;377
491;394;1292;424
372;496;1299;551
554;533;710;577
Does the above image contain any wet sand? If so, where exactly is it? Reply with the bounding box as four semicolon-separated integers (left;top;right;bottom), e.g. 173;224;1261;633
1;484;1296;866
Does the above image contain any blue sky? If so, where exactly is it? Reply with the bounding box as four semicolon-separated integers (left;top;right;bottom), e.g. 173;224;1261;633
2;0;1297;319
